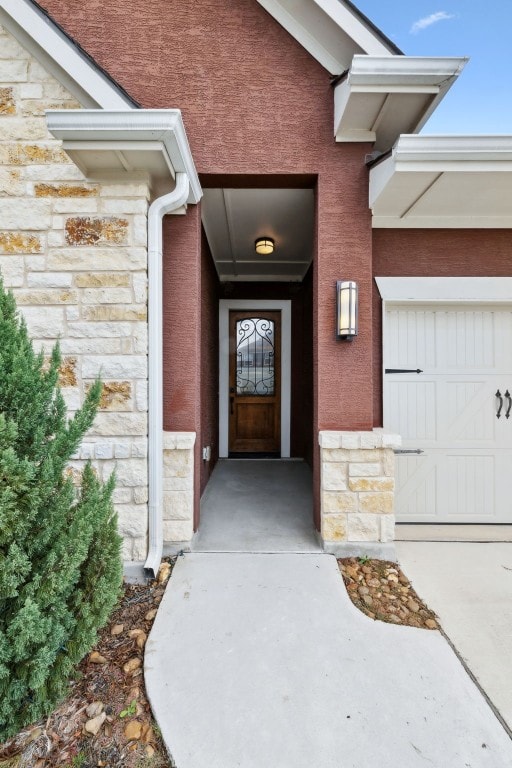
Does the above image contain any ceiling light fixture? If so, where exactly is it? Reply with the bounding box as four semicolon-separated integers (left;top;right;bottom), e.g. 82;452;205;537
255;237;275;255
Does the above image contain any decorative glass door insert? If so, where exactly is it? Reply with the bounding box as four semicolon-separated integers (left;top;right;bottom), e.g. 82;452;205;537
236;317;275;396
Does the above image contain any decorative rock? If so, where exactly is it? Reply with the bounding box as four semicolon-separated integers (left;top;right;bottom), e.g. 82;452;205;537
111;623;124;635
146;745;155;758
85;701;104;718
123;657;142;674
89;651;107;664
129;628;147;649
127;686;140;703
84;712;106;736
407;599;420;613
124;720;143;740
425;619;438;630
157;562;171;583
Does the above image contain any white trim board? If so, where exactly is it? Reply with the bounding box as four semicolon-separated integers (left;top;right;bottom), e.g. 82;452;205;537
375;277;512;303
219;300;291;458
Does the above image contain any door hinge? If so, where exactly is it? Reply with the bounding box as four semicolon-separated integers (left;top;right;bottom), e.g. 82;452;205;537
385;368;423;374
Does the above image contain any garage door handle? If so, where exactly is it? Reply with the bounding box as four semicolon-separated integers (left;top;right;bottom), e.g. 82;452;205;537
506;390;512;419
496;390;504;419
394;449;424;455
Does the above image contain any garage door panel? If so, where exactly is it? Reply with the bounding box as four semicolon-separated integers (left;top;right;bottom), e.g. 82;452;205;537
384;305;512;523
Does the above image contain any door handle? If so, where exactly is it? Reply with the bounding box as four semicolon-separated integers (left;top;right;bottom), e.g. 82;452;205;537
496;389;504;419
230;396;234;415
506;390;512;419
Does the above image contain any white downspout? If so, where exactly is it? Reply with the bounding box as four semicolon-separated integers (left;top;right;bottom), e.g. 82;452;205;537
144;172;190;578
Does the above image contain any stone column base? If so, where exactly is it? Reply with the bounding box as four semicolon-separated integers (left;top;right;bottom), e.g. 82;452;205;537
162;431;195;548
319;429;401;558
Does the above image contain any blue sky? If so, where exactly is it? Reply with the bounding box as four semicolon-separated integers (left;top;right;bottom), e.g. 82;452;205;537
353;0;512;134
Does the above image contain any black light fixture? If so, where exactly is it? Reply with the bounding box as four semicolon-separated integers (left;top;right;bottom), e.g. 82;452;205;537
336;280;358;340
255;237;275;255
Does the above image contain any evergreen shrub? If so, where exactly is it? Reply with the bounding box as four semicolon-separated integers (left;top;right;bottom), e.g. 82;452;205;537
0;277;123;740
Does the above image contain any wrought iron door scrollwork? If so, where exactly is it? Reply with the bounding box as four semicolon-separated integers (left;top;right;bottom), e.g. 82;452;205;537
236;317;275;395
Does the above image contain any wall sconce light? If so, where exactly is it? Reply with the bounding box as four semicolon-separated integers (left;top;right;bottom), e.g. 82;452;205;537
336;280;358;340
255;237;275;255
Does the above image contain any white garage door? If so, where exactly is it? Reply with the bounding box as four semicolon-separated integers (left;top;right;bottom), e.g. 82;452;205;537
384;305;512;522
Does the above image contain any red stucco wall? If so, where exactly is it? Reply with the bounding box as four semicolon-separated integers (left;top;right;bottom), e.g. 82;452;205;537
372;229;512;425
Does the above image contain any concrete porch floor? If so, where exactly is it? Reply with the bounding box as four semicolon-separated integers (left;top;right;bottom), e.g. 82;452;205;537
192;459;321;553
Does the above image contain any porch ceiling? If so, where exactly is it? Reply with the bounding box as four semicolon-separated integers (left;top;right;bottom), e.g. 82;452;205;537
369;135;512;228
201;188;314;282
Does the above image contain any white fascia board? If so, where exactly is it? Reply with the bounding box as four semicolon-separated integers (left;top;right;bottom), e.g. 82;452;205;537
256;0;394;75
0;0;134;109
392;134;512;163
376;277;512;303
348;55;467;86
46;110;202;204
313;0;396;56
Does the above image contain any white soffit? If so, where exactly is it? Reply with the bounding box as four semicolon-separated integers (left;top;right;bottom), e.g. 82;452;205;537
335;56;467;151
256;0;398;75
202;188;315;282
370;135;512;228
46;110;202;204
0;0;135;109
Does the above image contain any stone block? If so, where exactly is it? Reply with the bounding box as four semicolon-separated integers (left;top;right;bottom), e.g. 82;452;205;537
0;59;28;81
74;272;130;288
27;271;72;288
346;449;384;463
96;381;132;411
360;432;382;449
65;216;129;246
163;449;193;478
130;537;148;562
61;386;80;411
101;198;148;214
321;461;347;491
162;431;196;450
54;198;99;214
115;459;148;488
112;487;133;504
59;337;121;355
15;288;78;305
131;440;148;457
117;504;148;538
99;183;150;198
163;490;194;521
321;448;347;462
21;306;65;337
348;463;381;477
321;514;347;542
0;232;42;254
133;486;148;504
114;441;131;459
0;87;16;114
0;117;47;140
358;492;394;514
58;357;77;386
132;272;147;303
34;183;98;197
0;36;30;59
382;433;401;449
81;287;133;305
0;168;24;196
163;519;193;542
321;491;357;514
82;304;147;322
163;475;193;491
340;432;361;449
81;355;147;379
382;450;396;477
68;321;134;338
94;442;114;460
0;255;24;286
0;199;51;230
380;516;395;543
0;142;69;165
25;163;83;179
90;413;147;437
80;443;95;460
347;513;380;542
135;379;148;411
348;477;394;492
318;431;342;449
48;247;146;271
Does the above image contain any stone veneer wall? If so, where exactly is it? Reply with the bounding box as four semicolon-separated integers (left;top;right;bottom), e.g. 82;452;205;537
162;432;196;546
0;25;150;560
319;430;401;553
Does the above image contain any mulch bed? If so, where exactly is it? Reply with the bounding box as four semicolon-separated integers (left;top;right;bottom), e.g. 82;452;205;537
0;560;176;768
0;556;438;767
338;557;439;629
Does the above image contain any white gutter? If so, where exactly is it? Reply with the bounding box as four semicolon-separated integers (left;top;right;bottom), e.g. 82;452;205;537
144;172;190;578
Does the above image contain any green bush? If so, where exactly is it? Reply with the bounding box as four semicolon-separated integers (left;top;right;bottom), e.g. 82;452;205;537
0;277;122;740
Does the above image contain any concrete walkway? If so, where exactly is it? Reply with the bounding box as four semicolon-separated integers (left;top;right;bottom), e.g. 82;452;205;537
145;553;512;768
192;460;320;552
397;541;512;733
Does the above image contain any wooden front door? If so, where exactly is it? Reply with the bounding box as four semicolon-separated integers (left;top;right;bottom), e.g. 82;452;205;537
229;310;281;454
